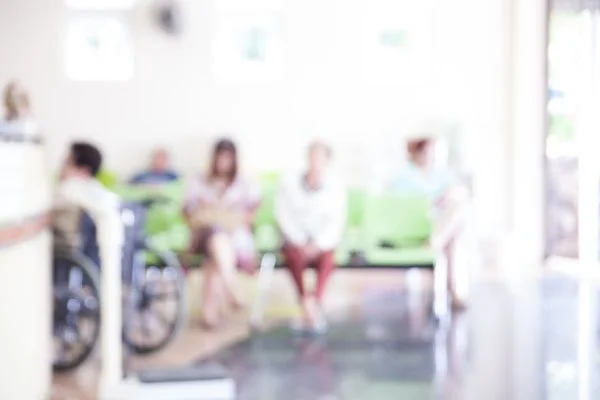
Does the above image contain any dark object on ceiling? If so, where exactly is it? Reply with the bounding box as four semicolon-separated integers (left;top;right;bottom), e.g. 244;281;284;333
156;1;183;36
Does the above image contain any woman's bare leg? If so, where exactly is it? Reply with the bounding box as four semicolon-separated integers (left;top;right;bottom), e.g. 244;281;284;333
432;200;468;308
444;239;466;309
207;232;244;308
201;262;221;328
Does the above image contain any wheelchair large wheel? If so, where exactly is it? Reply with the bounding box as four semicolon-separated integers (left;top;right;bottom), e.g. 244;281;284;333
52;251;101;372
123;245;187;355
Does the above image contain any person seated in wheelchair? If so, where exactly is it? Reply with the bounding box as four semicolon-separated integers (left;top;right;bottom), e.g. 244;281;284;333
52;143;187;370
52;142;123;264
394;135;469;309
275;140;347;333
183;138;261;329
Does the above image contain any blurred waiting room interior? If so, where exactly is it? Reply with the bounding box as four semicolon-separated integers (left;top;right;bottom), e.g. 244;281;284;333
2;0;600;399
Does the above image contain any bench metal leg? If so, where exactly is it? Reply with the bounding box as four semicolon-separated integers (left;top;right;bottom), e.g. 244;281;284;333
249;253;277;328
433;253;450;324
433;313;450;398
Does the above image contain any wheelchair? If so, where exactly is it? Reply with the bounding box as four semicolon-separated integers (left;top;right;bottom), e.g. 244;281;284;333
52;198;187;372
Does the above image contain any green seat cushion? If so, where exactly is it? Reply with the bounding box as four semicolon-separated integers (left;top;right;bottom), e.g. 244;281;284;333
114;181;187;239
362;193;435;266
363;193;432;248
335;248;351;265
340;227;364;253
255;224;280;253
254;172;279;228
145;204;186;236
347;187;367;228
97;170;118;190
149;224;190;253
364;246;435;266
254;172;281;254
113;180;185;205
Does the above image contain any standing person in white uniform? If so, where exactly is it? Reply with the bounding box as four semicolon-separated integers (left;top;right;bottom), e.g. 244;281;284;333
275;141;347;333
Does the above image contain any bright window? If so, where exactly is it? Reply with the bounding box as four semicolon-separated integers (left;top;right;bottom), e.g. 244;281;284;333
211;0;284;83
64;0;134;81
65;15;134;81
361;0;433;84
65;0;135;10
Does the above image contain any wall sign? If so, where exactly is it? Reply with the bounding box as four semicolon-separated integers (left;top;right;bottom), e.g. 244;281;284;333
211;10;284;83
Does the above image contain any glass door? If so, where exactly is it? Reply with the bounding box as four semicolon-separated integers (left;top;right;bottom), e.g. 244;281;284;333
546;2;600;264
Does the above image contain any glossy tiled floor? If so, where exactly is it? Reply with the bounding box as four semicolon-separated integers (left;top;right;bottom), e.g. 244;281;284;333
52;269;600;400
207;290;459;400
200;273;600;400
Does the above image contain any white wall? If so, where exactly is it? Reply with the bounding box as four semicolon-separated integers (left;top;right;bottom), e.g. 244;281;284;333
1;0;548;259
0;141;52;399
0;0;467;183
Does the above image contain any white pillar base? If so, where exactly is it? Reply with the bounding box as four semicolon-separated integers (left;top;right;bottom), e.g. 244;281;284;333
98;379;139;400
499;231;544;284
99;377;236;400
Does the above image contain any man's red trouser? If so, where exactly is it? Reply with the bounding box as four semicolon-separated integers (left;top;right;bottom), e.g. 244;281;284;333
281;244;335;301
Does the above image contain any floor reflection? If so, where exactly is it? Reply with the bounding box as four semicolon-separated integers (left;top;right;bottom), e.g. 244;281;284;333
195;274;600;400
540;276;599;400
203;289;469;399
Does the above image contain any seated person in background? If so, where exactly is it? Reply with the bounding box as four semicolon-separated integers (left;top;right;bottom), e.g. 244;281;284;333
53;142;123;266
394;135;469;309
275;140;347;333
130;147;179;185
183;138;260;329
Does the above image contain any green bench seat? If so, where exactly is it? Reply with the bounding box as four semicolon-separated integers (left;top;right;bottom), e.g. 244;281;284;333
110;174;438;270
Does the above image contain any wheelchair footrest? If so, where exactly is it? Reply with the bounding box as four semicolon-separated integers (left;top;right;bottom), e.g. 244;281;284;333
137;363;230;383
129;363;235;400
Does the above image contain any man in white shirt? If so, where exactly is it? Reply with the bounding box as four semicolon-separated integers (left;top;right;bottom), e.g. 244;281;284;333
53;142;124;256
275;141;346;332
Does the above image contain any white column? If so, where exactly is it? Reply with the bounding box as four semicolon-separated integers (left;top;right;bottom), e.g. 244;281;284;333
577;13;599;400
0;236;52;400
508;0;547;397
0;144;51;400
98;243;124;397
508;0;548;274
578;12;600;269
461;0;514;246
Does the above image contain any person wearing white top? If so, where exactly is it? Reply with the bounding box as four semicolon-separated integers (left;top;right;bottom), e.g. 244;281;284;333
53;142;124;253
275;141;346;332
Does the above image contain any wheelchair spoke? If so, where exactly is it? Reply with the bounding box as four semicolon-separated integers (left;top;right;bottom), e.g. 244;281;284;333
54;321;97;363
152;292;175;302
141;311;153;340
121;245;186;354
53;251;101;372
146;307;173;330
55;332;71;363
145;285;178;301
